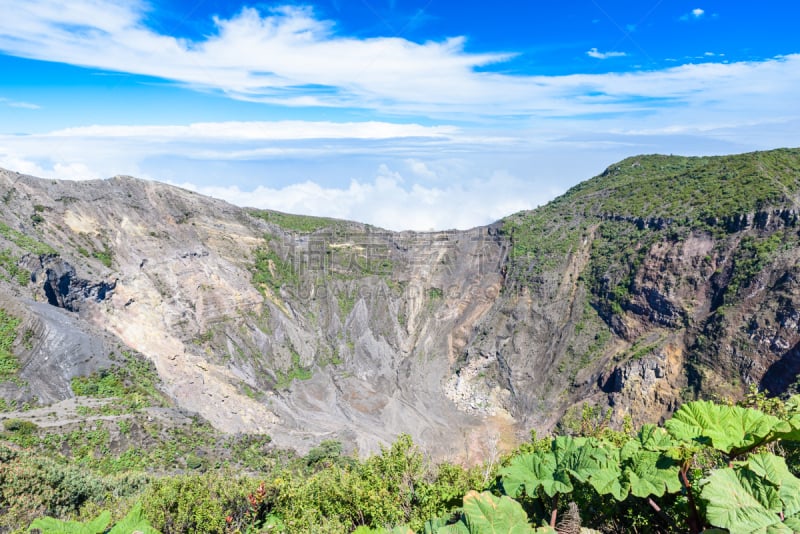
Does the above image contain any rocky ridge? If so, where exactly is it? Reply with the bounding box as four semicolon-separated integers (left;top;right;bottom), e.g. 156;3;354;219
1;148;799;458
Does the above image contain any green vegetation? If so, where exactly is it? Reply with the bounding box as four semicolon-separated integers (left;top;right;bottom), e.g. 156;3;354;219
725;233;783;300
91;243;113;268
275;350;313;389
565;149;800;221
3;418;38;435
0;308;21;380
250;209;343;233
70;352;166;410
30;503;158;534
0;220;56;255
71;371;127;398
503;149;800;290
0;248;30;285
427;287;443;300
2;392;799;533
251;243;299;293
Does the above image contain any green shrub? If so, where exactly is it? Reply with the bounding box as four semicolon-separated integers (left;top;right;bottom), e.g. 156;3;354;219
141;472;256;534
71;370;127;397
0;308;20;379
0;450;134;530
185;454;203;470
3;417;38;434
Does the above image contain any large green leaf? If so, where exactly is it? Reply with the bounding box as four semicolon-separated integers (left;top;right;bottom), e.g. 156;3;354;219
620;440;681;498
436;523;470;534
28;511;110;534
587;436;680;502
500;437;607;499
773;395;800;442
500;451;567;498
700;453;800;534
438;491;535;534
701;468;781;534
638;424;677;451
665;401;784;456
552;436;605;483
107;503;160;534
587;465;626;502
624;448;681;499
747;453;795;487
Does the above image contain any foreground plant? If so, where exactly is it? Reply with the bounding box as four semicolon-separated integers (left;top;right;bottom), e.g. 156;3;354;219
28;503;159;534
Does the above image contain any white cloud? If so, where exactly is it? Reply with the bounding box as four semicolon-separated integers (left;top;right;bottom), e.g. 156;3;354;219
3;111;798;231
681;8;706;21
0;0;788;120
0;97;41;109
0;120;469;186
176;165;550;231
405;159;438;180
0;154;102;181
587;48;627;60
47;121;457;141
0;1;514;114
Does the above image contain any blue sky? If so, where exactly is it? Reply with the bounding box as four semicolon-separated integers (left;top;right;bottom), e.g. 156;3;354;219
0;1;799;230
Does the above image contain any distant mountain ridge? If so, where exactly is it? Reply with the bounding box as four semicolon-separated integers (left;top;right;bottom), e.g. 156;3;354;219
0;147;798;458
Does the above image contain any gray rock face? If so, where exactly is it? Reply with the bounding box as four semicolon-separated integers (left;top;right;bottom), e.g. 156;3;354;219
2;154;800;459
0;296;117;406
0;169;511;458
37;257;116;312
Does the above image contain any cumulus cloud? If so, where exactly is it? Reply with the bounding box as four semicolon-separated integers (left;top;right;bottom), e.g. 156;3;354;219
0;154;102;181
587;48;627;59
176;165;551;231
693;8;705;17
405;159;438;180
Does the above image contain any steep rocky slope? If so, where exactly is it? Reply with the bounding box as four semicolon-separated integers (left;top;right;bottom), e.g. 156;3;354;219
1;148;799;458
471;148;800;433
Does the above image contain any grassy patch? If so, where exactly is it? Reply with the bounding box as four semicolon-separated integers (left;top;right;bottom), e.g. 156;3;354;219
0;248;30;286
70;352;166;410
92;244;113;268
275;350;312;390
0;308;21;380
0;221;56;255
249;209;343;233
251;243;298;293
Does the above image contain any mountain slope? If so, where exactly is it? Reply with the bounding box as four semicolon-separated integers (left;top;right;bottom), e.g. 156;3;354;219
1;148;799;458
479;148;800;430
